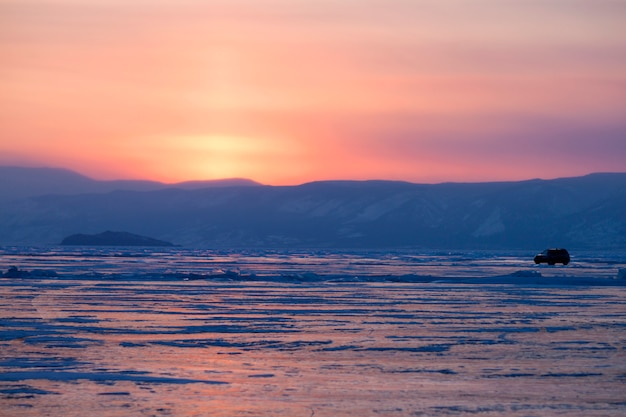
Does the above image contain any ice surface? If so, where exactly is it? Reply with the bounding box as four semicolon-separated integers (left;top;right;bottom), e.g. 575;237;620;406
1;247;625;282
1;248;625;416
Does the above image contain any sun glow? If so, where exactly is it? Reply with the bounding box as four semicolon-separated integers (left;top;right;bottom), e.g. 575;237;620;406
136;134;310;183
1;0;624;184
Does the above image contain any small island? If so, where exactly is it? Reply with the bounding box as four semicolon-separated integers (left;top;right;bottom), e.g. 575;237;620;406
61;231;175;247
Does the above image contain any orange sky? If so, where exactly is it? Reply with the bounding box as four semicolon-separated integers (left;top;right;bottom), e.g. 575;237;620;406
1;0;625;185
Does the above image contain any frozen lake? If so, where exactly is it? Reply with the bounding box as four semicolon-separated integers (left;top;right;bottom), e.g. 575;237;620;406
1;248;625;416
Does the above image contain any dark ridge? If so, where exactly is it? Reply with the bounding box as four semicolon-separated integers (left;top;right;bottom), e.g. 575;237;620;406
60;231;174;247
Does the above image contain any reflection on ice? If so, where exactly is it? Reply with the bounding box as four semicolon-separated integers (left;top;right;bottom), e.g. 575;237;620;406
1;248;626;416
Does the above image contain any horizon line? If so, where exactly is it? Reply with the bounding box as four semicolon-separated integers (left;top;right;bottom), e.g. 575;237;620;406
2;164;624;188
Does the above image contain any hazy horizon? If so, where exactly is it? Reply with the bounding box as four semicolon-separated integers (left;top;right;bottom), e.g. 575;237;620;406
4;163;625;187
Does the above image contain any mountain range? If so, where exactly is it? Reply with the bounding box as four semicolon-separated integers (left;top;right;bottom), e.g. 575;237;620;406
0;166;260;203
1;166;625;250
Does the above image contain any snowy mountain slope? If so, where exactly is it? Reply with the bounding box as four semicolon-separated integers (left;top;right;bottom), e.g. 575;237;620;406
0;171;624;249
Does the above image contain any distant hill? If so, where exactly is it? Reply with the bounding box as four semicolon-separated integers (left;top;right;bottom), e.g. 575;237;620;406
0;166;261;203
0;168;625;250
61;231;175;247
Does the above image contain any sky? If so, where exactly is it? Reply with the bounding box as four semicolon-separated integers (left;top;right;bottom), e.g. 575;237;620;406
1;0;625;185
